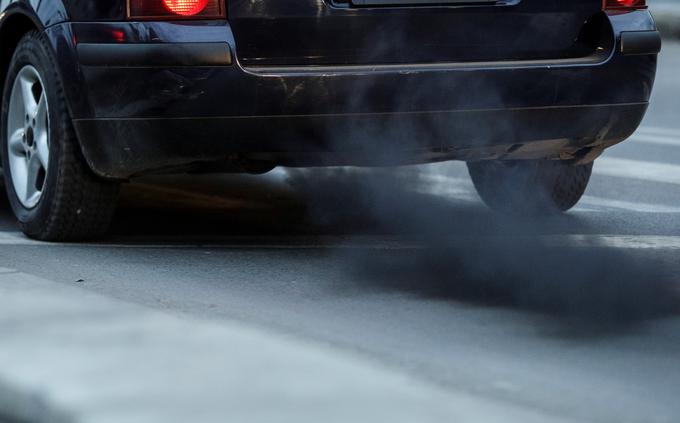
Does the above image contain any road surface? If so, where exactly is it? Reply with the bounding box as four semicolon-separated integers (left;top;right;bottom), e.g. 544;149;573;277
0;42;679;423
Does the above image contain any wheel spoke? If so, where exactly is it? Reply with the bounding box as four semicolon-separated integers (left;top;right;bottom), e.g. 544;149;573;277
36;92;47;127
34;92;49;168
35;133;49;170
19;75;38;116
9;156;28;204
25;155;42;201
8;128;25;156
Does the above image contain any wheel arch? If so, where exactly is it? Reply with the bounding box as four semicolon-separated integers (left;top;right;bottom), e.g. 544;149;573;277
0;11;42;106
0;0;73;105
0;3;100;177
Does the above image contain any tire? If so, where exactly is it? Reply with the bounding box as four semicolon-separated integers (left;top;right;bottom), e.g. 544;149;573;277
1;30;119;241
467;159;593;215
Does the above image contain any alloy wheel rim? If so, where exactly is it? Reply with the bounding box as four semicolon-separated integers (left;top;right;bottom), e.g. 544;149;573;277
7;65;50;209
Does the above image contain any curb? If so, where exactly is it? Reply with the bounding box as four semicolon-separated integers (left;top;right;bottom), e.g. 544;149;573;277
0;269;575;423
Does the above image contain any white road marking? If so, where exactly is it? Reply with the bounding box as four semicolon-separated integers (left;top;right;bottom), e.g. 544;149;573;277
0;230;679;251
626;126;680;146
629;134;680;147
552;235;680;251
421;173;680;214
595;157;680;185
579;196;680;214
0;231;421;250
0;232;42;246
636;126;680;137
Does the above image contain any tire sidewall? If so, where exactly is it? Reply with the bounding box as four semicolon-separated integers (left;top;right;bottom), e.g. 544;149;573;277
1;32;64;228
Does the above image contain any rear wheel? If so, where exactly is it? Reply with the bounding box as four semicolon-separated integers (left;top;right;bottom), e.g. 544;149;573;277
467;159;593;215
1;31;119;241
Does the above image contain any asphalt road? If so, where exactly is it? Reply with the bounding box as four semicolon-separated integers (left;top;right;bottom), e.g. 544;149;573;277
1;44;680;422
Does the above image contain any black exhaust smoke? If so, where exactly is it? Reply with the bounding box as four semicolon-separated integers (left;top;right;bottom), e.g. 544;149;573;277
285;164;679;329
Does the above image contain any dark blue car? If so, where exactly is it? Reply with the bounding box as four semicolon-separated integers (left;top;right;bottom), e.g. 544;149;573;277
0;0;660;240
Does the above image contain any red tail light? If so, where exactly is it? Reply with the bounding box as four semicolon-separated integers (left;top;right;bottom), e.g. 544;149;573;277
128;0;225;19
603;0;647;11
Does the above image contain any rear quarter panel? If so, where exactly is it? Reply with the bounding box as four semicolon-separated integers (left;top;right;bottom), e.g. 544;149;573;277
0;0;68;28
0;1;88;123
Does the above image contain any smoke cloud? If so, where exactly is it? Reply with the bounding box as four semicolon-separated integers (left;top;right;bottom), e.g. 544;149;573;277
285;165;679;331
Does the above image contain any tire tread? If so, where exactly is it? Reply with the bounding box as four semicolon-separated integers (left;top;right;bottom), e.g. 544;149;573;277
467;159;593;215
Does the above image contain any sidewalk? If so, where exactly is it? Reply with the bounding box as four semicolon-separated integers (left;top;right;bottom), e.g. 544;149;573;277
0;268;578;423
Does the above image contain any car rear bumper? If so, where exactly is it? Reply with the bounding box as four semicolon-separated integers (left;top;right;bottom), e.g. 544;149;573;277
73;103;647;177
50;11;659;178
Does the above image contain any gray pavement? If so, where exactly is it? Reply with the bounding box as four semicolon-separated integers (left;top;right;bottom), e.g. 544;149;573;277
0;41;679;423
4;269;575;423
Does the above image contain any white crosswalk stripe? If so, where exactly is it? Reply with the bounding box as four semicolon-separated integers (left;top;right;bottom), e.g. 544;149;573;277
421;172;680;214
636;126;680;137
595;157;680;185
629;133;680;147
0;229;679;251
628;126;680;147
579;196;680;214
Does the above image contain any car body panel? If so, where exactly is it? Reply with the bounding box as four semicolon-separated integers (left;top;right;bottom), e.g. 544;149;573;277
0;1;661;178
0;1;67;29
61;0;125;20
227;0;604;66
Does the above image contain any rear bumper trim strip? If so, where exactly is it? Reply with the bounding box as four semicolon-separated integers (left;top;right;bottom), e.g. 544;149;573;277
77;42;233;67
620;31;662;56
243;51;612;76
